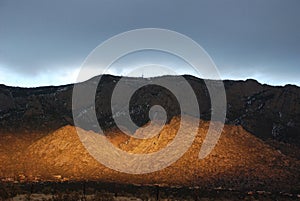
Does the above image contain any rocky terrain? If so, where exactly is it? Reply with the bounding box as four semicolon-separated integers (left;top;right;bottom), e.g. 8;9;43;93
0;75;299;199
0;75;299;153
0;116;299;193
0;75;300;147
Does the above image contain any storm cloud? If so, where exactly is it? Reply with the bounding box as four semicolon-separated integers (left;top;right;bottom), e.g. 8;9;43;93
0;0;299;87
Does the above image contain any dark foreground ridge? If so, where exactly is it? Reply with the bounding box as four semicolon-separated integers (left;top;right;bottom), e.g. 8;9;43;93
1;181;299;201
0;74;299;147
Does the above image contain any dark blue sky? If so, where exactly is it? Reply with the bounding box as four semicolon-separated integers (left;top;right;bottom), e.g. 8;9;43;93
0;0;299;87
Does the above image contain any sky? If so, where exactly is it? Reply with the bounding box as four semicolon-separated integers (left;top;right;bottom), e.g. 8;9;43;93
0;0;299;87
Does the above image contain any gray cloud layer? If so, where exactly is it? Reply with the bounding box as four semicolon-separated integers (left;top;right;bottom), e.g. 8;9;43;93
0;0;299;86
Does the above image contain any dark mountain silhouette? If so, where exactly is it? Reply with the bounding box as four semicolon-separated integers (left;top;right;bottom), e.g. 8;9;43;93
0;75;299;149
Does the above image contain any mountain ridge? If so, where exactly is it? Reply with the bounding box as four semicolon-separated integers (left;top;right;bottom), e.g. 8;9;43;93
0;74;299;149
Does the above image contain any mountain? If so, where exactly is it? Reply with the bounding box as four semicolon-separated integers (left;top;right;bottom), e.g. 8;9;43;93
0;75;299;150
0;116;299;192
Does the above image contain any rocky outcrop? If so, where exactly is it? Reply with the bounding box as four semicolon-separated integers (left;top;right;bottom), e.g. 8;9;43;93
0;117;299;192
0;75;299;147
